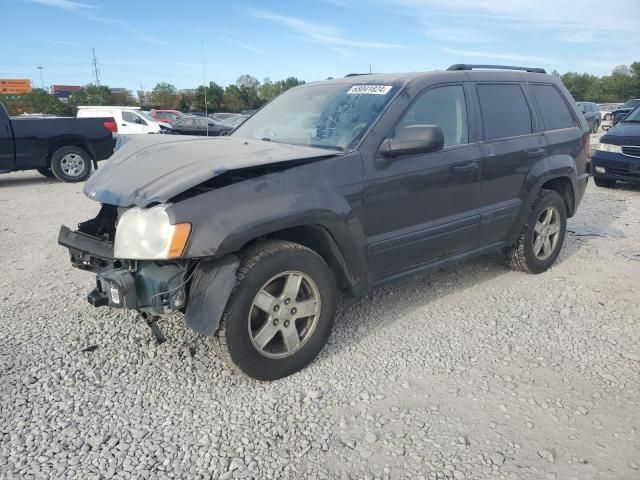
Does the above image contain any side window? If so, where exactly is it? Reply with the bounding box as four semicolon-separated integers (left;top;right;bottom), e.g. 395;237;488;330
122;111;139;123
396;85;468;147
530;84;577;131
476;84;532;140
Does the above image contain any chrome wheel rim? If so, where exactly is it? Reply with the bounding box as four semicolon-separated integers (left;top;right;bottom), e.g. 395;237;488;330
60;153;85;177
533;206;561;261
248;271;321;359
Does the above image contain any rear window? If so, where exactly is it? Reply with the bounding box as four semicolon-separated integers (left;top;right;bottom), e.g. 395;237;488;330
530;84;577;131
477;84;532;141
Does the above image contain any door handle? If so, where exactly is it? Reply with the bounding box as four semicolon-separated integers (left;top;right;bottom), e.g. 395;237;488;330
451;163;477;174
121;124;127;127
525;148;546;158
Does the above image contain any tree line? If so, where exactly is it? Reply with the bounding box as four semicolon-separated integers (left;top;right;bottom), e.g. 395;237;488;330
2;63;639;117
1;74;304;116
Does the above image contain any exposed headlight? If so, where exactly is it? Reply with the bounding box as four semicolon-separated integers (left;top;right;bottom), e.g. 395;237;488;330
114;205;191;260
596;143;622;153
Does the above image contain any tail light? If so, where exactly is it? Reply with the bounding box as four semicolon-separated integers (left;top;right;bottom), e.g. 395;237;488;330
583;132;591;173
103;120;118;133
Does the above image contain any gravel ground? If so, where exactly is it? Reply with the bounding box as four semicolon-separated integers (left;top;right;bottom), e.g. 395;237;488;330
1;152;639;479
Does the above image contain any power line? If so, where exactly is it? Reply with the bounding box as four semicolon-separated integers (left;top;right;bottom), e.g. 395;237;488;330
92;48;101;86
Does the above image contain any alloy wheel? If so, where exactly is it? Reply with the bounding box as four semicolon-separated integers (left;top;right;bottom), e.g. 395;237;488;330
248;271;321;359
532;206;561;261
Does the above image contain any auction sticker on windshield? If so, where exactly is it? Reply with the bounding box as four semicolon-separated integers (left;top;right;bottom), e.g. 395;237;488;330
346;85;393;95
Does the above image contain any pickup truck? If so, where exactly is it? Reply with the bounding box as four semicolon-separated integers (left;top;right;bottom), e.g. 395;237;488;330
0;103;116;182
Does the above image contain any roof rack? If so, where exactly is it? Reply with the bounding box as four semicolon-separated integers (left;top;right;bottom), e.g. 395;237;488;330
344;73;372;77
447;64;546;74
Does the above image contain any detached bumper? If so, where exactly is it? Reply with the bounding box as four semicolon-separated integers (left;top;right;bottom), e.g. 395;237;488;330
58;225;186;315
592;150;640;183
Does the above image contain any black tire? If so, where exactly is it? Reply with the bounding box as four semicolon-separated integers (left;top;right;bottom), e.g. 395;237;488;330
36;167;55;178
594;177;616;188
502;189;567;274
214;240;337;380
50;146;92;183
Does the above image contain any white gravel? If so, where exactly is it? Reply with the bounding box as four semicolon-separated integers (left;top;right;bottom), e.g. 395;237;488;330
1;168;639;479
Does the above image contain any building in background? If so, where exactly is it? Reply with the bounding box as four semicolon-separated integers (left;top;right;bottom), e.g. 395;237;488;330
1;79;32;95
52;85;81;103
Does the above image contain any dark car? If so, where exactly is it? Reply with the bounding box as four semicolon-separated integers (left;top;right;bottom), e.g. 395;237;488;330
58;64;589;380
592;104;640;187
611;99;640;126
576;102;600;133
170;115;231;136
209;112;237;122
0;102;115;182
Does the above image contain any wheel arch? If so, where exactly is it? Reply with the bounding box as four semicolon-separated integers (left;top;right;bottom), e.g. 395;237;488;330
47;137;94;165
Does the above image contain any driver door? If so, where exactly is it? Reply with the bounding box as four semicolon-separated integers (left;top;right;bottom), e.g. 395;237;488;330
363;84;483;281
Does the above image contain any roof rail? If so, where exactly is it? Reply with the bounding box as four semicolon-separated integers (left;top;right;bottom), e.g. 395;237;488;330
344;73;371;77
447;64;546;74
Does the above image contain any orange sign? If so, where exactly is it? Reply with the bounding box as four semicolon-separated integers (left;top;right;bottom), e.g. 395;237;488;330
0;79;32;95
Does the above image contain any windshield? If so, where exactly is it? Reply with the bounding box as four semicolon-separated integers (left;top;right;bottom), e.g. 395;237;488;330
622;105;640;122
622;99;640;109
233;83;400;151
138;111;157;123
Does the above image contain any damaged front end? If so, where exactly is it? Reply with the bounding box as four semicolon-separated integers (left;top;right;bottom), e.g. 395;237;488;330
58;205;190;316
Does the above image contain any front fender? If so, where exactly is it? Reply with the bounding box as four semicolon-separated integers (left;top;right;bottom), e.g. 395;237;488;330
168;153;367;287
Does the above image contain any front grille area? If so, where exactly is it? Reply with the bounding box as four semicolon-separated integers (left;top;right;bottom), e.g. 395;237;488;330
610;168;640;179
622;146;640;158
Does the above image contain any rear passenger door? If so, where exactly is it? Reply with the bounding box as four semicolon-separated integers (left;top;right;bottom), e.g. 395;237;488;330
475;82;546;244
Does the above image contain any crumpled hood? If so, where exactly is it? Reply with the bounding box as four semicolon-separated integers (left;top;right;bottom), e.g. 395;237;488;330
84;135;338;207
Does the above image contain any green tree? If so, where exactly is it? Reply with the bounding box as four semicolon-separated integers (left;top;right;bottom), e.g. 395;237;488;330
149;83;180;109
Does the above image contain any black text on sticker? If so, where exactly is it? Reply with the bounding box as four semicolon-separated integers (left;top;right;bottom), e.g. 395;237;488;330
346;85;392;95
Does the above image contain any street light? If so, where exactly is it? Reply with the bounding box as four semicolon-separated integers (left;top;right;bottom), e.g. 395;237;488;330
37;66;44;89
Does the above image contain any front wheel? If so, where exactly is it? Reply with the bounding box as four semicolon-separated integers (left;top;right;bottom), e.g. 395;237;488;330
503;190;567;274
50;146;92;182
214;240;337;380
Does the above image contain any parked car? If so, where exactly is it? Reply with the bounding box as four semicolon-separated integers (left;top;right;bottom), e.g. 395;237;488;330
150;109;183;124
170;115;232;136
209;112;237;122
611;99;640;126
576;102;600;133
77;106;172;134
592;104;640;188
59;64;589;380
0;102;115;182
597;103;621;121
217;114;249;133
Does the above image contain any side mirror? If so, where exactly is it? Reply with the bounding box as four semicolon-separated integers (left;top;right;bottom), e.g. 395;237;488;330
379;125;444;158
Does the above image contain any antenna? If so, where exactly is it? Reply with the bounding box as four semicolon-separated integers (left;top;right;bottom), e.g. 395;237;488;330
369;64;372;74
92;48;101;86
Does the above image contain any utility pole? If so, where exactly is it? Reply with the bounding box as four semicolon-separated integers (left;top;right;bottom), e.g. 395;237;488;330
202;40;208;117
37;66;44;89
92;48;101;86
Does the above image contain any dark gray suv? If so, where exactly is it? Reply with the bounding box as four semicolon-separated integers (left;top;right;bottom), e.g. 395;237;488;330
59;64;590;380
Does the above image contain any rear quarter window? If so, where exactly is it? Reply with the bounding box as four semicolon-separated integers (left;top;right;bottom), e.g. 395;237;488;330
530;84;577;131
476;83;532;141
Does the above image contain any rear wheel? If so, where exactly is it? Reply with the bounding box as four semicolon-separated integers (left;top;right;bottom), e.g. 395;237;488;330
50;146;92;183
36;167;55;178
594;177;616;188
503;190;567;274
214;240;337;380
